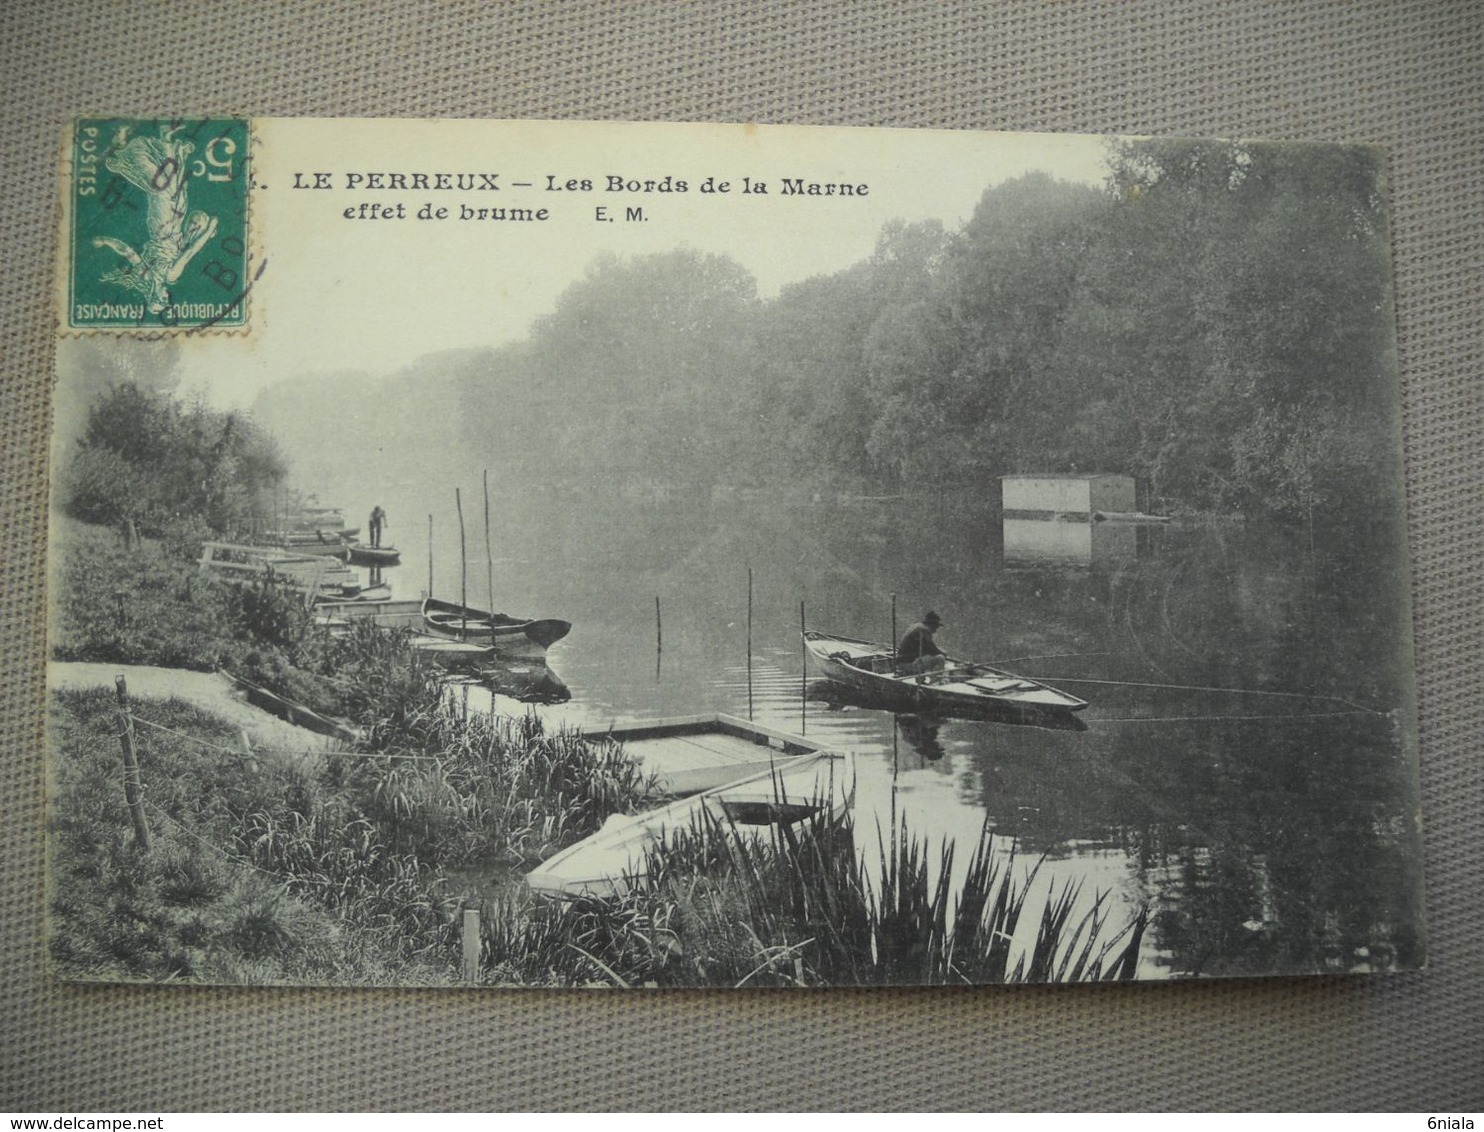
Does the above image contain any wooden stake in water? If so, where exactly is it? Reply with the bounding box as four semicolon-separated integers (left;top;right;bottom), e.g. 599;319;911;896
456;487;468;637
799;599;807;734
483;469;494;611
655;596;662;656
747;567;754;721
890;713;900;839
890;592;898;674
427;514;434;598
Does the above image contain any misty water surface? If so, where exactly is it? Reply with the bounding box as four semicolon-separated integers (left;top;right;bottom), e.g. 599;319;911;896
323;476;1423;980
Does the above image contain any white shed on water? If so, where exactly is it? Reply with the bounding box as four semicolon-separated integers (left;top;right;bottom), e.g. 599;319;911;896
1001;473;1136;519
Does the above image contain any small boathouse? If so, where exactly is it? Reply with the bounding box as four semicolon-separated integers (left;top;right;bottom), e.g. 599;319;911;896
1001;473;1137;521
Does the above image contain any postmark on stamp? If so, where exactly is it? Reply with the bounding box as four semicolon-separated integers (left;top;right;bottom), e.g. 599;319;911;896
66;117;250;331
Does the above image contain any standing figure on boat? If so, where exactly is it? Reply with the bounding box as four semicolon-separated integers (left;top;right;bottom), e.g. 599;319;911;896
368;505;387;548
897;610;947;675
92;123;219;315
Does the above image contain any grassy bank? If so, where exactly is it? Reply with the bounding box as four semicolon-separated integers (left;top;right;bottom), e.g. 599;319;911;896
52;518;255;672
48;519;1147;987
51;678;1147;987
51;517;428;724
48;687;654;983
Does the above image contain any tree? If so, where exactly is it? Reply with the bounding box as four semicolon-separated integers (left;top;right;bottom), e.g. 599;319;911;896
64;383;287;538
501;250;760;489
1094;138;1395;515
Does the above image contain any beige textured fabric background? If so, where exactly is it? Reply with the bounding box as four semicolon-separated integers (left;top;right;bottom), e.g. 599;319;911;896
3;0;1480;1112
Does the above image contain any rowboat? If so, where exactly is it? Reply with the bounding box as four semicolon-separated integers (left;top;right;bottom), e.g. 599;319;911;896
803;629;1088;713
596;713;824;796
264;530;357;556
277;542;353;558
524;746;855;899
313;580;392;605
405;631;498;668
805;677;1089;732
343;543;402;567
222;669;359;742
421;597;572;656
200;542;354;599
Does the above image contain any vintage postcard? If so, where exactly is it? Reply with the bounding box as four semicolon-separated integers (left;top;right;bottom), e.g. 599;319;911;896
47;118;1424;987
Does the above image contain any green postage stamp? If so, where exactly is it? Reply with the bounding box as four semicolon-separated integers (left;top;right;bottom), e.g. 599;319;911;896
66;117;250;331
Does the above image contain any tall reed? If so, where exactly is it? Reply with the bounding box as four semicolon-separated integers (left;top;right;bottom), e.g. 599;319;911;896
486;807;1148;987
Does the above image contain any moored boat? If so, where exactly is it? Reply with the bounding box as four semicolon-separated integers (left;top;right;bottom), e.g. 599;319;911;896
405;630;499;668
803;629;1088;714
421;596;571;656
313;580;393;605
524;746;855;899
200;542;354;599
271;539;352;558
221;669;359;742
343;543;402;567
597;713;823;797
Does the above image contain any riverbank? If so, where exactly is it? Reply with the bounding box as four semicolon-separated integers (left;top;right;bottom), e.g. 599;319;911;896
46;515;1149;987
49;662;333;752
47;517;658;983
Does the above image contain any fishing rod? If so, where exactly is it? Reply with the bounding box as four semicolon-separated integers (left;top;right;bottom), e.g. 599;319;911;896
1019;674;1386;717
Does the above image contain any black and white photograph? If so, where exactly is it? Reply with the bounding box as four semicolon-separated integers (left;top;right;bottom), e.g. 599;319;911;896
46;117;1425;988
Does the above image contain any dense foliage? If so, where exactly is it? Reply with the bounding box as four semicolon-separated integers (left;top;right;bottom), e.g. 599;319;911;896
63;381;286;538
255;137;1395;520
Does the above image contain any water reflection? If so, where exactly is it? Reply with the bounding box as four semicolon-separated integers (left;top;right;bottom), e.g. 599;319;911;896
895;713;945;762
1002;515;1166;571
1004;516;1133;570
315;477;1423;979
457;659;571;704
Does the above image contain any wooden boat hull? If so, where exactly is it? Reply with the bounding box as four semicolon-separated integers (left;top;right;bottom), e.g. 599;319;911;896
344;543;402;567
314;581;392;605
421;597;571;656
524;747;855;899
406;631;498;669
272;541;348;557
598;713;824;796
805;677;1089;732
804;630;1088;713
222;670;358;741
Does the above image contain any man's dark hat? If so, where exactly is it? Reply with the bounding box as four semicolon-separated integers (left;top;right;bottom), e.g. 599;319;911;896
924;611;943;627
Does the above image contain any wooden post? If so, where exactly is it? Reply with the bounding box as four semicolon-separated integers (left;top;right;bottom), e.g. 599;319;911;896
427;513;434;598
237;729;257;774
799;599;807;734
746;567;754;721
890;592;898;674
455;487;468;637
461;907;481;984
483;469;495;611
113;590;127;631
655;596;662;656
114;677;151;852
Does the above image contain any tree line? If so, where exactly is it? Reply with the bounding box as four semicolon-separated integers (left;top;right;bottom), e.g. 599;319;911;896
251;136;1398;521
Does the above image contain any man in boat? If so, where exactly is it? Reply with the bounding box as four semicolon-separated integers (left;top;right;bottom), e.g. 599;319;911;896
896;611;947;675
368;505;387;548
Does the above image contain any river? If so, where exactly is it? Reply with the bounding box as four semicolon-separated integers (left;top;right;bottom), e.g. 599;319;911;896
324;476;1425;980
